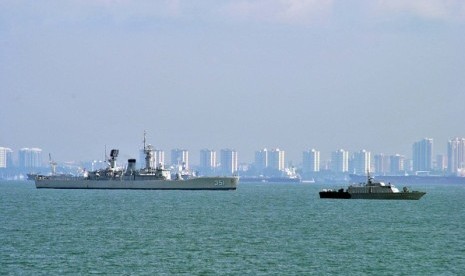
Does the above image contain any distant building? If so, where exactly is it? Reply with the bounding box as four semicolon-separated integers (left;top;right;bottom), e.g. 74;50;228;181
412;138;433;172
331;149;349;173
390;154;405;175
374;153;390;175
220;149;238;175
268;148;285;171
0;147;13;168
447;138;465;175
171;149;189;169
154;149;165;167
435;154;446;172
351;150;371;175
302;149;320;173
254;148;268;173
18;148;43;169
200;149;217;175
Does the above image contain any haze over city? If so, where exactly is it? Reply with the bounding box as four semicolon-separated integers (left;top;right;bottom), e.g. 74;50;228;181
1;0;465;164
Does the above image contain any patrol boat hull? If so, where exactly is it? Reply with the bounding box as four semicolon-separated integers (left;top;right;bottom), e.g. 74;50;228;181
35;176;238;190
319;190;351;199
319;191;425;200
349;192;425;200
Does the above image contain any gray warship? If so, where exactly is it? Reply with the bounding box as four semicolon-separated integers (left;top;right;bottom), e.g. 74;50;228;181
35;136;238;190
319;172;425;200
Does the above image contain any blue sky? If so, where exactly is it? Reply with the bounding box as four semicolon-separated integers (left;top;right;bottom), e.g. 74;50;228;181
1;0;465;164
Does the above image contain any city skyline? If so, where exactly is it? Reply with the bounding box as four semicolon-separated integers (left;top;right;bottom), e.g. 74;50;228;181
2;137;464;170
1;1;465;164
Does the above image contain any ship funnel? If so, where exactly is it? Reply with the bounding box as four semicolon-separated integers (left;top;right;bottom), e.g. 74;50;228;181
127;159;136;175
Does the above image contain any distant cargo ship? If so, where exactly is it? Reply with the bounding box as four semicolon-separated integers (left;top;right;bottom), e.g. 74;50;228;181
239;176;301;183
34;134;238;190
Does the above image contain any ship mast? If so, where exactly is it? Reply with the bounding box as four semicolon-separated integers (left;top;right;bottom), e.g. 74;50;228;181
143;130;147;151
143;130;154;171
49;153;57;175
367;169;373;184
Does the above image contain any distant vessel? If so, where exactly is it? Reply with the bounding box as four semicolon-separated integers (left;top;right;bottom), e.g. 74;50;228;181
240;176;301;183
240;167;301;183
34;134;238;190
320;173;425;200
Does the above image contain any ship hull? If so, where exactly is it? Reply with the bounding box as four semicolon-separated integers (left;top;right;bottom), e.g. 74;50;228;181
349;192;425;200
35;177;238;190
319;191;425;200
319;191;351;199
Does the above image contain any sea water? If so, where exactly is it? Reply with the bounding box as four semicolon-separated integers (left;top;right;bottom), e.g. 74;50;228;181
1;181;465;275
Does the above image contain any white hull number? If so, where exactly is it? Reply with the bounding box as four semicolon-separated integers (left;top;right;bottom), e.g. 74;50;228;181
214;180;224;186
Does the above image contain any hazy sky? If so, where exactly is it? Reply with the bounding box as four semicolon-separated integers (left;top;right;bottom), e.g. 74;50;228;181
1;0;465;164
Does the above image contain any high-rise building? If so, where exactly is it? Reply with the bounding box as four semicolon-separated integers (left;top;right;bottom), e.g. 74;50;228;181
374;153;390;175
171;149;189;169
18;148;43;169
412;138;433;172
331;149;349;173
447;138;465;175
435;154;446;172
302;149;320;173
220;149;238;175
154;149;165;167
200;149;217;175
268;148;285;171
390;154;405;175
352;150;371;175
254;148;268;173
0;147;13;168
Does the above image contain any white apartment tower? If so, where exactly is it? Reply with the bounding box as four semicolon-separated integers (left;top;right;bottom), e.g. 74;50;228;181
352;150;371;175
447;138;465;175
18;148;42;169
171;149;189;169
302;149;320;173
154;150;165;167
374;154;390;175
412;138;433;172
0;147;13;168
435;154;446;171
200;149;217;171
390;154;405;175
268;148;285;171
331;149;349;173
254;148;268;173
220;149;238;175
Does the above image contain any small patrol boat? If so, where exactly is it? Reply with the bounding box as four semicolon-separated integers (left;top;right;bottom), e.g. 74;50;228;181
319;172;425;200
